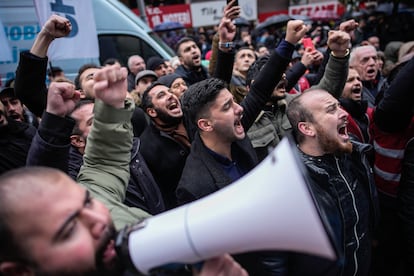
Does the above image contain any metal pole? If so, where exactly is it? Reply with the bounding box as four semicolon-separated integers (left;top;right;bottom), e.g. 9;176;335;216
136;0;148;25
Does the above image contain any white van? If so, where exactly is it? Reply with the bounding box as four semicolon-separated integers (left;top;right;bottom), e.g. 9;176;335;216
0;0;175;86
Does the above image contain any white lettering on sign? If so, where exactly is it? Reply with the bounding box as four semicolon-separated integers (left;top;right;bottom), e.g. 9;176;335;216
289;1;338;16
162;11;191;25
147;7;162;16
191;0;257;28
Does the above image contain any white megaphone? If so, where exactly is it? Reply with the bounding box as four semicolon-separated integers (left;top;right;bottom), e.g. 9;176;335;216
116;136;339;275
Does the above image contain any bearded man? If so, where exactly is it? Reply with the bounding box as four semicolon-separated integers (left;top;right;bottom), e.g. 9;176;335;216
281;89;379;275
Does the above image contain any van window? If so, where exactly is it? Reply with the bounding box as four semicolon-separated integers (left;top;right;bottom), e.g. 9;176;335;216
149;33;176;56
98;34;172;66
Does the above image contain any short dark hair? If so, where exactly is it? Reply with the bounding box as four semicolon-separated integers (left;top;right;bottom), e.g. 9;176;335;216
286;92;315;144
103;58;121;66
69;99;94;136
246;54;269;87
181;78;226;126
74;63;100;90
47;66;63;77
175;37;196;56
141;81;165;112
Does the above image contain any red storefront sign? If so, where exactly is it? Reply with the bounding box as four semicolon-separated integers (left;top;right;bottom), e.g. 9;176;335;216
145;4;192;29
288;1;344;18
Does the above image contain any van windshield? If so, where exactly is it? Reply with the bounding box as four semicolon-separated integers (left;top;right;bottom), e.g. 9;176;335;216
98;34;174;67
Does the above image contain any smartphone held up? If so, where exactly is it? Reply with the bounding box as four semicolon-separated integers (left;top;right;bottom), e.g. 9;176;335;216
227;0;239;8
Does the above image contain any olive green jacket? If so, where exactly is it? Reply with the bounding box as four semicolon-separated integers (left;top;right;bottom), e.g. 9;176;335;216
78;98;150;230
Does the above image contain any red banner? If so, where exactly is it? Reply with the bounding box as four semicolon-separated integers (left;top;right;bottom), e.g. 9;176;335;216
143;4;192;29
289;1;345;18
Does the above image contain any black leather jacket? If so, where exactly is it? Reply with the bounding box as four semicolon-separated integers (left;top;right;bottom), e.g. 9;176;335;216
253;141;380;276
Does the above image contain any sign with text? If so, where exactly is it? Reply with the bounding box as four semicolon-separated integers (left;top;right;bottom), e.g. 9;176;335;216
146;4;192;29
288;0;341;17
33;0;99;60
191;0;257;28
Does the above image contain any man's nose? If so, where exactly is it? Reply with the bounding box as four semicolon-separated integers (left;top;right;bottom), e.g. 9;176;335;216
235;103;243;115
339;107;349;118
80;208;108;238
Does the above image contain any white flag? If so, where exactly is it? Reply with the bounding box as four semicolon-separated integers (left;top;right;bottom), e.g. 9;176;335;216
33;0;99;60
0;19;12;62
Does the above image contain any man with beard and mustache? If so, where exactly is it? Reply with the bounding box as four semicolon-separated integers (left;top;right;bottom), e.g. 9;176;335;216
283;88;379;276
175;37;210;86
139;82;190;210
245;28;352;162
174;36;210;86
0;167;248;276
0;86;39;128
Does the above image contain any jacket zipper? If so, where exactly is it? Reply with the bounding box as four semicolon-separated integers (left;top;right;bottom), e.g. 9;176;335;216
335;156;360;276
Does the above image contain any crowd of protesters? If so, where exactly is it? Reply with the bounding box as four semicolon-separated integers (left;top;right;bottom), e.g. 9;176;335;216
0;0;414;275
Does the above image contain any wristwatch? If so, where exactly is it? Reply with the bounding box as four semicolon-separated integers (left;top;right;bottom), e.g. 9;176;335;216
218;41;234;49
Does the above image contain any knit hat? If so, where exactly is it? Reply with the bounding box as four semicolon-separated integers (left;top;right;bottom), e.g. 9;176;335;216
147;56;166;71
135;70;158;84
157;73;182;88
0;87;15;99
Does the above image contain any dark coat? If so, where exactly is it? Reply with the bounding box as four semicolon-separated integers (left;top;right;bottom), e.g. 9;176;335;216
15;51;48;117
0;120;36;174
174;64;210;86
398;137;414;274
139;122;190;209
176;133;257;204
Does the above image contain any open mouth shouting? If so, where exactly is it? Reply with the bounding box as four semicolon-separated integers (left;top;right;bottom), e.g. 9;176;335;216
366;67;377;79
351;85;362;100
192;54;201;65
9;113;23;122
234;114;244;136
167;99;182;115
337;120;349;141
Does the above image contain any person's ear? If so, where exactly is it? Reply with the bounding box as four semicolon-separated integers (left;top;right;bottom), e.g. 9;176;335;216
298;121;315;137
146;107;157;118
197;118;213;132
0;262;33;276
78;89;86;99
70;134;86;149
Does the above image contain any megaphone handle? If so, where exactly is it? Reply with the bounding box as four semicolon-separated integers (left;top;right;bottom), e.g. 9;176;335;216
191;261;204;272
